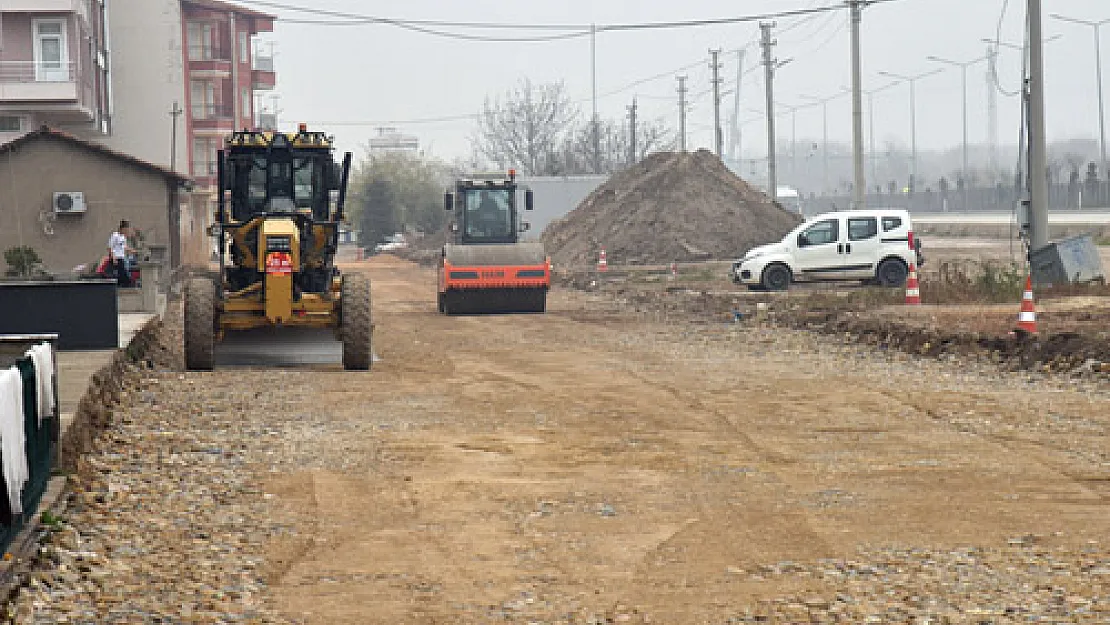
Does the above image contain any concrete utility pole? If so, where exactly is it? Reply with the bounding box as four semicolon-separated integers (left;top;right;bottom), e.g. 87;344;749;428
729;48;746;163
849;0;865;209
627;98;638;165
169;101;183;173
1051;14;1110;174
710;49;723;157
677;75;688;152
760;22;778;202
1028;0;1049;251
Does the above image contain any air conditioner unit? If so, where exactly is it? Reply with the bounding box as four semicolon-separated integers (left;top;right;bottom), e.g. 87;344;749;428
53;191;86;214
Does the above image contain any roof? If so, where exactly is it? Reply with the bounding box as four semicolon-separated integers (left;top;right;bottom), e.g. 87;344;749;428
0;127;190;185
180;0;276;20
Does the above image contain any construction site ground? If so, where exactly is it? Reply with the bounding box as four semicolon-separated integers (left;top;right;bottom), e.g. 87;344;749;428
17;248;1110;623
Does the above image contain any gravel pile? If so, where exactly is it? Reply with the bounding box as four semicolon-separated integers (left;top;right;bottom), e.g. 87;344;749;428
541;149;802;267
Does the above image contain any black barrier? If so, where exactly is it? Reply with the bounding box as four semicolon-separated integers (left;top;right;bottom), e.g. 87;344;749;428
0;280;118;350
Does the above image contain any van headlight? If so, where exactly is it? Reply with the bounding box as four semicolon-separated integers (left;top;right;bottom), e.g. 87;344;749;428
743;250;764;261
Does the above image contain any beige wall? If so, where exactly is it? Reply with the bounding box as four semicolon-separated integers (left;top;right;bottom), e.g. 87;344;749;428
178;191;213;267
87;0;188;172
0;136;173;273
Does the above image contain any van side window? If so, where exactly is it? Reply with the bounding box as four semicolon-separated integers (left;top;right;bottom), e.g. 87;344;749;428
848;217;878;241
800;219;839;246
882;216;903;232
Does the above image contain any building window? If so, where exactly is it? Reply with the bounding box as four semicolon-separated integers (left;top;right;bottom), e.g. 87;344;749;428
33;20;69;82
187;22;217;61
241;88;251;120
239;32;249;63
0;117;21;133
190;80;217;118
192;137;219;177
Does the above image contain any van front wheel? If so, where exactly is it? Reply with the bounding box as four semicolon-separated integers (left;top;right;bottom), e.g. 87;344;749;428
761;264;792;291
877;258;908;287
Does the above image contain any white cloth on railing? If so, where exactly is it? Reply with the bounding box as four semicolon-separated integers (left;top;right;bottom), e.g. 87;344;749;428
25;344;55;424
0;367;28;515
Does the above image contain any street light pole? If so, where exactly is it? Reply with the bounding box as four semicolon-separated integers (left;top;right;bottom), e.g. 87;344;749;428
878;68;943;191
1051;14;1110;173
928;53;990;208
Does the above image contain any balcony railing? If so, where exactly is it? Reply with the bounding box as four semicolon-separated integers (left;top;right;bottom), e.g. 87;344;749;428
0;61;76;83
187;45;231;62
252;54;274;72
191;160;218;176
191;103;234;120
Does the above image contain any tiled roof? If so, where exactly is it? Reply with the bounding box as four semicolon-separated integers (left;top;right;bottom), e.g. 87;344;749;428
0;126;191;185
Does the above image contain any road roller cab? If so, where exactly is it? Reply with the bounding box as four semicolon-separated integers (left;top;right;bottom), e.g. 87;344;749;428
182;125;374;371
439;171;550;314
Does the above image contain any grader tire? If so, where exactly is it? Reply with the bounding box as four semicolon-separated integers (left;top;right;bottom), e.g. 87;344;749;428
183;277;216;371
341;274;373;370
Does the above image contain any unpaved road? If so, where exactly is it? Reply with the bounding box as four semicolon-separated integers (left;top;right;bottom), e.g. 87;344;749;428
261;256;1110;622
21;255;1110;623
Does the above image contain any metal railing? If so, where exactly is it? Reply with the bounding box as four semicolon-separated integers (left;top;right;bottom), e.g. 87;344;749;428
191;102;234;120
0;61;76;83
191;160;218;176
187;45;231;62
252;54;274;72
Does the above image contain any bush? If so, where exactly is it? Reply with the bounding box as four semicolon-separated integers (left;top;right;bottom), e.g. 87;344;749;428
923;261;1026;304
3;246;44;278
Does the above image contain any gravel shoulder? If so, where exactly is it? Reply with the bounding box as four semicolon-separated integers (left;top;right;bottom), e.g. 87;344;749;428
9;255;1110;623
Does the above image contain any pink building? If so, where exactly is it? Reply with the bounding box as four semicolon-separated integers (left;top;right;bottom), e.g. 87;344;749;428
0;0;111;140
180;0;275;191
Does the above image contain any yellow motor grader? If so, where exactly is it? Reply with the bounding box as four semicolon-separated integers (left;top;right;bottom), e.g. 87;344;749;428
183;125;372;370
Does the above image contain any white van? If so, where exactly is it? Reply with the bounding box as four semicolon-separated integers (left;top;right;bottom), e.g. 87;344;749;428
730;209;924;291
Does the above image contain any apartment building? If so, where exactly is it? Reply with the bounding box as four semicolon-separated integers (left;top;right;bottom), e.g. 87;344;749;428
0;0;111;143
180;0;274;190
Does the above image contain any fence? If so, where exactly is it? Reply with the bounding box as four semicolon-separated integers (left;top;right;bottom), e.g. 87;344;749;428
0;335;59;555
809;181;1110;216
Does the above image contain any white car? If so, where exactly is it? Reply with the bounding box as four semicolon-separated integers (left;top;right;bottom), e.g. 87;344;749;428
730;209;924;291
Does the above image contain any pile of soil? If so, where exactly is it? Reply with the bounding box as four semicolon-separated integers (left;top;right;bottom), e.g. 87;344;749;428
541;149;802;267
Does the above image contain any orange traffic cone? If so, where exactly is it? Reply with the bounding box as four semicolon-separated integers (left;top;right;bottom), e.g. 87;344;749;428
597;247;608;273
904;263;921;305
1015;274;1037;334
670;262;678;279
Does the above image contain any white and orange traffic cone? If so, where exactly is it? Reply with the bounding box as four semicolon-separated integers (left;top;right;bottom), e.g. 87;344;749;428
1015;274;1037;334
670;262;678;279
597;247;608;273
904;263;921;305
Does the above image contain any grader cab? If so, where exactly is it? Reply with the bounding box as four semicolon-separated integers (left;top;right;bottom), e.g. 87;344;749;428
183;125;373;370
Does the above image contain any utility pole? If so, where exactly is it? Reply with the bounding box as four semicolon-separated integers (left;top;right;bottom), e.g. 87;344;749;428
591;23;600;174
710;48;723;157
849;0;865;209
1028;0;1049;252
729;48;746;164
677;75;688;152
169;101;183;173
627;98;638;165
760;22;778;202
987;43;999;177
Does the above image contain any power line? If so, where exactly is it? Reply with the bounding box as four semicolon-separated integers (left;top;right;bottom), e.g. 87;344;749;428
238;0;911;40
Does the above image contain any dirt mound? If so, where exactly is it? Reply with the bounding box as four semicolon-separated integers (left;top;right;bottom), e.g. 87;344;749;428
541;149;802;267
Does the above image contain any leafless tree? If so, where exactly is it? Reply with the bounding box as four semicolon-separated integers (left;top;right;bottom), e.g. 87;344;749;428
473;79;579;176
560;117;677;175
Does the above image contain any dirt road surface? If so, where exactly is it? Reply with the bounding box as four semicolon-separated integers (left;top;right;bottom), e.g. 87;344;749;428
22;255;1110;623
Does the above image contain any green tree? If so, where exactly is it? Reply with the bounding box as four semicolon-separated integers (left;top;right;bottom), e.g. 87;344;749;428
357;179;399;251
349;150;449;242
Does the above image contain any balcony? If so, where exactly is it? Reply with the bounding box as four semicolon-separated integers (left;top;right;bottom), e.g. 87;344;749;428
190;102;234;131
187;45;232;75
251;54;275;91
0;62;94;121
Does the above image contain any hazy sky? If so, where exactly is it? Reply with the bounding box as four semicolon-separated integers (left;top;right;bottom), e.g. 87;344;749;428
243;0;1109;163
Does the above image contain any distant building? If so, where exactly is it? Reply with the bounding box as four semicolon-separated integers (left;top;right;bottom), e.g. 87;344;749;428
368;127;419;154
0;0;112;143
